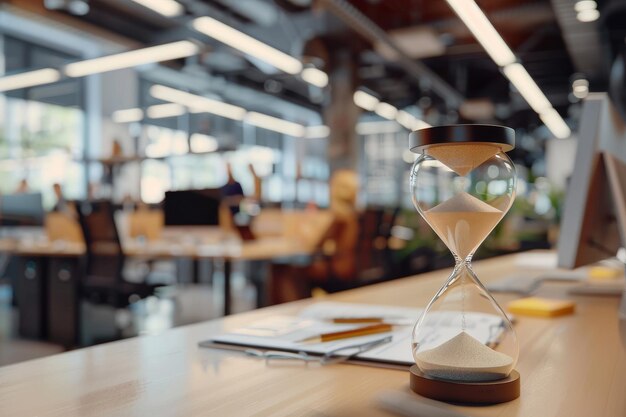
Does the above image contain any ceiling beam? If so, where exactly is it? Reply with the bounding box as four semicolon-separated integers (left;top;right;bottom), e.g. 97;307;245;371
319;0;464;108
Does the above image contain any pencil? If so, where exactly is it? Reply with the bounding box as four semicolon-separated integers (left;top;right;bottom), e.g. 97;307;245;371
298;323;393;343
331;317;385;323
330;317;413;326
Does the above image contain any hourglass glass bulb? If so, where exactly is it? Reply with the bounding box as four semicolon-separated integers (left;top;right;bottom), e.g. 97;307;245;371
408;125;519;392
424;192;504;260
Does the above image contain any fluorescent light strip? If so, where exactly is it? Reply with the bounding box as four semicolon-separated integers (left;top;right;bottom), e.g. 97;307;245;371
150;84;318;138
193;16;302;75
150;84;246;121
412;119;431;130
112;108;143;123
353;90;379;111
301;67;329;88
503;63;553;114
446;0;568;140
396;110;430;130
0;68;60;92
540;108;571;139
130;0;183;17
577;9;600;22
65;41;199;77
356;121;401;135
396;110;415;130
190;134;219;153
146;103;186;119
305;125;330;138
574;0;597;12
355;88;429;131
246;112;305;137
446;0;516;67
375;102;398;120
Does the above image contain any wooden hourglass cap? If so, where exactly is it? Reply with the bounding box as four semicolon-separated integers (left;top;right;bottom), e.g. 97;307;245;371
408;124;515;154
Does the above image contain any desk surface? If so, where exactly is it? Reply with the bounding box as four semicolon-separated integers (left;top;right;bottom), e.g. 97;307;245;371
0;235;312;261
1;252;625;417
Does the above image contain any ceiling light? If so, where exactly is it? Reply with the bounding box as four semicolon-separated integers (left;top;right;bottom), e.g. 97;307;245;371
396;110;430;131
192;16;302;75
150;84;246;120
129;0;183;17
396;110;416;130
353;90;380;111
446;0;516;66
402;149;418;163
572;78;589;98
190;134;219;153
0;68;60;92
356;121;401;135
65;40;198;77
112;108;143;123
540;108;571;139
245;112;305;137
577;9;600;22
301;67;328;88
574;0;597;12
412;119;431;130
305;125;330;138
68;1;90;15
146;103;186;119
375;102;398;120
503;63;552;113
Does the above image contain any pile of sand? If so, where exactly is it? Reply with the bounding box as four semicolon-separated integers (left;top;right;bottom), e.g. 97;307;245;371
425;144;500;177
415;332;514;382
424;192;503;259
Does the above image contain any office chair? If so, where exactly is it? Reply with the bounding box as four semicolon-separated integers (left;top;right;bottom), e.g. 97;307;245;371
77;201;157;308
318;206;401;293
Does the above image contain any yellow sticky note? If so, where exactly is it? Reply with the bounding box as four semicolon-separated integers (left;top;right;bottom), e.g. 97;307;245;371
507;297;575;318
588;266;622;281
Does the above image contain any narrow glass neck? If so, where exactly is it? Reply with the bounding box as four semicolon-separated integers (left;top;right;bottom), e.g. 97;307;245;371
454;254;473;266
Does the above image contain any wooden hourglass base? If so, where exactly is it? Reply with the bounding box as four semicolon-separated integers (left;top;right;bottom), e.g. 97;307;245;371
409;365;520;404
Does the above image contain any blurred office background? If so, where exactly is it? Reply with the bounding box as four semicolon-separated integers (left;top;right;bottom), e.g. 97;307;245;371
0;0;624;364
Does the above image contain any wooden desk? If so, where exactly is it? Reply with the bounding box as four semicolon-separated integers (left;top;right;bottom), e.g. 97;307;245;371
2;252;625;417
124;236;313;315
0;232;315;326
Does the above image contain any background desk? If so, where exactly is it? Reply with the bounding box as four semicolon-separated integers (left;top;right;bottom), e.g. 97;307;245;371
1;252;625;417
2;235;314;346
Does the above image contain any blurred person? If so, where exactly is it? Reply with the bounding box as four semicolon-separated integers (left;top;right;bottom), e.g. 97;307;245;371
221;162;244;214
248;163;262;202
52;183;77;217
312;169;359;280
270;169;359;303
219;163;245;231
15;179;29;193
87;182;104;201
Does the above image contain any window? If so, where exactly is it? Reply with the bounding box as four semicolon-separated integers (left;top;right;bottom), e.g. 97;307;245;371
0;35;86;208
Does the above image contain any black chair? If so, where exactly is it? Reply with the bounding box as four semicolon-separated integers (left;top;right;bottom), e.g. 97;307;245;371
77;201;157;307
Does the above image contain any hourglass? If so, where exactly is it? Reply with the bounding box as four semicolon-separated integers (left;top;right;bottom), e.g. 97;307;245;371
408;125;520;404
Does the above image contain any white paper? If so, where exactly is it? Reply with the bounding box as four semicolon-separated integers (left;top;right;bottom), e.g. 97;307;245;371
208;302;503;366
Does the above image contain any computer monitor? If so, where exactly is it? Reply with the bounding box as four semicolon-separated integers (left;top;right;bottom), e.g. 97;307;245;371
557;93;626;269
0;193;44;226
555;93;626;347
163;189;221;226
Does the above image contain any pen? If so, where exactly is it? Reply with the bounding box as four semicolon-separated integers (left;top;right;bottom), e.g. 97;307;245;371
297;323;393;343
